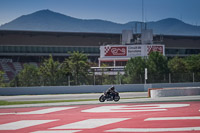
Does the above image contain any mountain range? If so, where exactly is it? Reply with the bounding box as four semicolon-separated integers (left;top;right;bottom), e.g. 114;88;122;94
0;9;200;36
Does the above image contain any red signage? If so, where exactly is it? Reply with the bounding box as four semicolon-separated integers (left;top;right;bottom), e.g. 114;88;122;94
147;45;163;55
104;46;127;56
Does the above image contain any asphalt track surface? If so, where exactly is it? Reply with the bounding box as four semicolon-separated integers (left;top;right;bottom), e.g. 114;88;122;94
0;93;200;133
0;92;147;102
0;100;200;133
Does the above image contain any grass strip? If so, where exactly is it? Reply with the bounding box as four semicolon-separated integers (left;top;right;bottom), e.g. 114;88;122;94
0;99;98;106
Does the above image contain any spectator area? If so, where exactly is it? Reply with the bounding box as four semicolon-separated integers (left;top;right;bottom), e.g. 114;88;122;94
0;62;39;81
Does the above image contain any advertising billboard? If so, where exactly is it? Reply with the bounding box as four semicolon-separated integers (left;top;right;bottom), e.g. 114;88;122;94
147;45;164;55
102;46;127;57
127;45;145;57
100;44;165;58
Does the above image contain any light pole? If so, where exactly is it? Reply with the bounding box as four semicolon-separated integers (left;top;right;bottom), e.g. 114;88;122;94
145;68;147;84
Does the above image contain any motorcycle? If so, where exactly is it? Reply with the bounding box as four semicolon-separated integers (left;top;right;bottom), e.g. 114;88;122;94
99;91;120;102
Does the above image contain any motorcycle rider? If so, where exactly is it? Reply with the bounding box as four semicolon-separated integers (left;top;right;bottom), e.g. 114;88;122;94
99;85;120;102
105;86;116;98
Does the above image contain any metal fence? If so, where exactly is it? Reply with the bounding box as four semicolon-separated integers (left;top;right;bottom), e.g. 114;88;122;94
62;72;200;86
91;72;200;85
3;72;200;87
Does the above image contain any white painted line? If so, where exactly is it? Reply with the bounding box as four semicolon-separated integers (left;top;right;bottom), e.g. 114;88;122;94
51;118;129;129
0;107;77;115
31;130;81;133
0;113;17;115
82;105;166;113
127;104;190;109
145;116;200;121
18;107;77;114
106;127;200;132
82;104;189;113
0;120;57;130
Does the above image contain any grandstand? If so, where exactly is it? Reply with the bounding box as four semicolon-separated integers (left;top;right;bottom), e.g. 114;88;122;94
0;30;200;81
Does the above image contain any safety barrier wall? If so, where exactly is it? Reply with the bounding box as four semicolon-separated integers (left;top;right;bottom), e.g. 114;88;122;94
151;87;200;98
0;82;200;95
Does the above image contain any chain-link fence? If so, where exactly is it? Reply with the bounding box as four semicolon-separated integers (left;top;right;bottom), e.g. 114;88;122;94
76;72;200;85
146;73;200;84
91;72;200;85
3;72;200;87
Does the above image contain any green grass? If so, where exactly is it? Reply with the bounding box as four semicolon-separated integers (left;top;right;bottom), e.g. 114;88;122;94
0;99;98;106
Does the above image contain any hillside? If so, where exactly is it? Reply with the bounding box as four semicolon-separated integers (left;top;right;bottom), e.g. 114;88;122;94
1;9;200;36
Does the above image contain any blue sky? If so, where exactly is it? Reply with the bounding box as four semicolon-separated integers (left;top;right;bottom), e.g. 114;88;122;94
0;0;200;26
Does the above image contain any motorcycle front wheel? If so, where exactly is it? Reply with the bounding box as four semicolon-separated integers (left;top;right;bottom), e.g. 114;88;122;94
99;95;106;102
114;96;120;102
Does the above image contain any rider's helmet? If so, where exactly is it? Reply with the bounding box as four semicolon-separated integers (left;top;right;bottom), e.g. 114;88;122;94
111;86;115;90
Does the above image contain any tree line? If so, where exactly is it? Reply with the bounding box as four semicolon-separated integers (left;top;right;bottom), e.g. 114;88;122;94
1;52;90;87
124;52;200;83
0;51;200;87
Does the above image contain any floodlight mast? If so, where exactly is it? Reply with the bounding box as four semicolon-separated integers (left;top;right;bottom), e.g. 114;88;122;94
142;0;144;23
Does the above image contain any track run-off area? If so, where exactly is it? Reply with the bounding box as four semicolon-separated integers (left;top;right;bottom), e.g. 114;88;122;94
0;101;200;133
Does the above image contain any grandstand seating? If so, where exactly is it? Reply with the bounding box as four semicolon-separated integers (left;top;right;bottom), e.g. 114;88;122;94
7;62;16;71
13;62;23;73
29;62;39;67
0;62;39;82
0;63;8;81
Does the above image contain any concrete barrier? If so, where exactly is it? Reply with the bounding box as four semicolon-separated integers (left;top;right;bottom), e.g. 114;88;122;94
0;82;200;95
151;87;200;98
0;84;144;95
